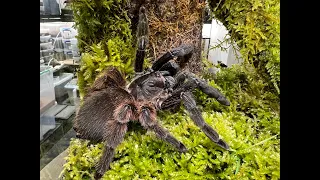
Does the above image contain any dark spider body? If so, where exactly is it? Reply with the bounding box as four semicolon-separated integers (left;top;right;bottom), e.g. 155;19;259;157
74;6;231;179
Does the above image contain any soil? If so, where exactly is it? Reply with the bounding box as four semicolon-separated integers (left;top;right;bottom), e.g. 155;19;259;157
128;0;206;74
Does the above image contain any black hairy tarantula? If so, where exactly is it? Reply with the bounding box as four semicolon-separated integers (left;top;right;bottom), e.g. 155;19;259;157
74;6;230;179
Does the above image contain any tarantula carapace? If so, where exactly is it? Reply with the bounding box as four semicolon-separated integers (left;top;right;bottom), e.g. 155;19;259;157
74;6;231;179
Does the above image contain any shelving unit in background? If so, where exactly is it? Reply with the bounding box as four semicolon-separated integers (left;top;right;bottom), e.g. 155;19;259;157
40;0;79;171
40;14;73;23
62;59;79;66
40;0;74;23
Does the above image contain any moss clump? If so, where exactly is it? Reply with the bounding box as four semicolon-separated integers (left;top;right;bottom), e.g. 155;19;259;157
71;0;132;53
71;0;135;99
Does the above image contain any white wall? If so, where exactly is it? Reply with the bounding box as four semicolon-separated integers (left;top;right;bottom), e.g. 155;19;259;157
202;19;243;66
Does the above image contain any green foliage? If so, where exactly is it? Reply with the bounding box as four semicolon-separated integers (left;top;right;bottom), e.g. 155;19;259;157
71;0;132;52
77;37;135;99
196;64;279;135
61;106;279;179
72;0;135;99
208;0;280;94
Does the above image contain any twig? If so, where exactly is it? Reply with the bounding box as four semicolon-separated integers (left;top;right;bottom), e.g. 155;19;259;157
248;134;279;149
214;0;224;12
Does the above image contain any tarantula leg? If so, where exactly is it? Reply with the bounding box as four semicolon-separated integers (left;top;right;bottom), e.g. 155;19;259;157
159;61;180;76
95;121;128;179
160;96;181;114
172;71;188;89
135;6;149;73
160;91;182;110
181;92;230;150
94;145;115;180
176;52;193;69
114;104;135;124
94;103;134;179
175;72;230;106
152;44;194;71
139;106;187;152
160;75;198;110
194;78;230;106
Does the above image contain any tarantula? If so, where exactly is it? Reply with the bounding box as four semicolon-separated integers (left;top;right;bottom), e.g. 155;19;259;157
74;6;230;179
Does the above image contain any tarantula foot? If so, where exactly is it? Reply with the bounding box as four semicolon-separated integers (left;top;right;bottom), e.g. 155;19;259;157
217;139;230;150
75;133;82;139
178;142;188;153
94;172;103;180
217;96;230;106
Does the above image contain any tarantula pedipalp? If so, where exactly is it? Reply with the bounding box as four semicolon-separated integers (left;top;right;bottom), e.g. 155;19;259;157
73;6;231;179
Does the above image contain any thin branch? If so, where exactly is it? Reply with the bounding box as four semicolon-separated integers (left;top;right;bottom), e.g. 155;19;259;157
248;134;279;149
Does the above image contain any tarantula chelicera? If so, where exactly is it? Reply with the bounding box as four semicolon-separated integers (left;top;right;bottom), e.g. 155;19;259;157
74;6;230;179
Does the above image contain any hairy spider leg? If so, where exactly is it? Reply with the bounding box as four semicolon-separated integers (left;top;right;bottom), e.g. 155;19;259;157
160;71;200;111
134;6;149;73
158;60;180;76
151;44;194;71
161;71;230;109
178;72;230;106
172;71;188;89
180;92;230;150
159;91;181;113
94;102;135;179
94;121;128;179
159;76;195;110
139;105;187;153
160;73;230;150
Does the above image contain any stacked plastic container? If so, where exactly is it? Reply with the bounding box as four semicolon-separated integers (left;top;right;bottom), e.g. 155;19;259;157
52;36;63;61
60;27;81;62
40;66;56;140
60;27;73;60
71;38;81;62
40;29;54;64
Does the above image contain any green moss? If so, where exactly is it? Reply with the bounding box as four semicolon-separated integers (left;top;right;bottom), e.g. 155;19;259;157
72;0;134;99
61;107;279;179
71;0;132;53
